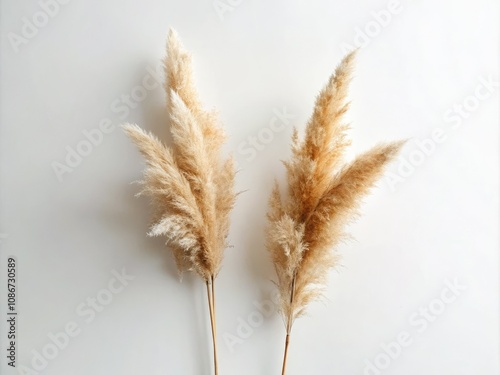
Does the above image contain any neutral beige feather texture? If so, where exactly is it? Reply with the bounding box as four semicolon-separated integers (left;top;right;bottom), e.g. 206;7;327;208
123;29;236;282
266;51;404;374
123;29;235;375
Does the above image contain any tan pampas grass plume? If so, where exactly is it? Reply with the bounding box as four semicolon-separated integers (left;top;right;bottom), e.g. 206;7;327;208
123;28;236;375
266;51;404;374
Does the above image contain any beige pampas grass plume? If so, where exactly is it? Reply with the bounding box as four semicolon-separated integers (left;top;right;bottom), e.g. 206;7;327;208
123;28;236;375
266;51;404;374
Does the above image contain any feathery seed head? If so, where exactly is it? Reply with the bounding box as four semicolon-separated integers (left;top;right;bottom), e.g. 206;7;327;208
123;31;236;282
266;52;403;324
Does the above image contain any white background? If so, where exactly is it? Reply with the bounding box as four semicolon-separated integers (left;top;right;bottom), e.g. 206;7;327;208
0;0;498;374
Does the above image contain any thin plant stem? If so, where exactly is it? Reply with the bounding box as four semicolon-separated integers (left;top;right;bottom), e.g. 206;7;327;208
206;279;219;375
281;274;296;375
281;333;291;375
211;275;217;332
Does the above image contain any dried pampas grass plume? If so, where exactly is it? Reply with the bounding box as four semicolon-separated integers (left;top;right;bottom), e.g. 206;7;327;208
266;51;404;374
123;28;236;375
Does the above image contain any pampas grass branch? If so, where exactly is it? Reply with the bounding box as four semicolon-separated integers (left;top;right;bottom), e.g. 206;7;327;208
266;51;404;375
123;28;236;375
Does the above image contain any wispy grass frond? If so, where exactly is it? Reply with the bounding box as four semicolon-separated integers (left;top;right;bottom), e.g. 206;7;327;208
266;52;404;375
123;28;236;375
